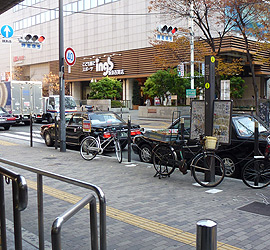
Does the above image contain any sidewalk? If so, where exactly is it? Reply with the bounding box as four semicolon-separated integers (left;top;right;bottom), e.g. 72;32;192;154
1;139;270;249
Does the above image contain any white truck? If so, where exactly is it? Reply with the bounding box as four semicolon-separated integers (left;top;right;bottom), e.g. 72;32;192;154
35;95;78;123
0;80;42;125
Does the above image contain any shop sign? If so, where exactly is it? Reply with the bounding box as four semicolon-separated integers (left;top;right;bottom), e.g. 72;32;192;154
82;56;124;76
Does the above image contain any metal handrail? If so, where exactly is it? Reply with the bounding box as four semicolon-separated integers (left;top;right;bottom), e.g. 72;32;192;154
51;194;98;250
0;165;28;250
0;158;106;250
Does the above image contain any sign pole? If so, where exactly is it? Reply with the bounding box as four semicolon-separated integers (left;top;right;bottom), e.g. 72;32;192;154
59;0;66;152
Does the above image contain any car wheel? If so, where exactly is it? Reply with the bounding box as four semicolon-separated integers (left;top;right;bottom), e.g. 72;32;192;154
221;155;239;178
44;132;54;147
139;144;153;163
3;125;10;130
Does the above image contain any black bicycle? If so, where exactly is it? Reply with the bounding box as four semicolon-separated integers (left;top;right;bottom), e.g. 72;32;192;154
242;155;270;189
152;135;225;187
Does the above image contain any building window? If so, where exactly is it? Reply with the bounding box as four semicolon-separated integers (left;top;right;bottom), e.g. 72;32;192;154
98;0;104;5
91;0;97;8
78;0;84;11
85;0;91;10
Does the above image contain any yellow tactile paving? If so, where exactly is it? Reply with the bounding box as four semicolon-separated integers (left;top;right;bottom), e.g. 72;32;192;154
26;179;243;250
0;140;17;146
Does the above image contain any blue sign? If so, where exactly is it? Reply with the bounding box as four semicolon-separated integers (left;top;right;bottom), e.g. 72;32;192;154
1;25;14;38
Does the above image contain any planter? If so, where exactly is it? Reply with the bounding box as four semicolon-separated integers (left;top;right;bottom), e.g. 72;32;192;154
132;104;139;110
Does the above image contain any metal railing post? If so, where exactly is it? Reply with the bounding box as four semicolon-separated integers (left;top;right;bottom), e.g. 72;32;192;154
0;173;7;250
128;115;131;162
37;174;45;250
196;219;217;250
51;194;98;250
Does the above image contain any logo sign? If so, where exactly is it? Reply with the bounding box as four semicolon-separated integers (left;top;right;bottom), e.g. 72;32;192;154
186;89;196;98
65;47;76;66
1;25;14;38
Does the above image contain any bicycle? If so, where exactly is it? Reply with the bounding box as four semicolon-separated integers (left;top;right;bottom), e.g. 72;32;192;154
152;135;225;187
80;130;122;163
242;155;270;189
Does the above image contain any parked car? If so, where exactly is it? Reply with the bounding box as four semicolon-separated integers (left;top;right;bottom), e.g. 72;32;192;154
132;114;270;178
41;110;141;149
0;107;16;130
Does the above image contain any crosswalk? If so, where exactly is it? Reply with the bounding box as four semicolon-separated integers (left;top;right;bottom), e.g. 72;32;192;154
0;131;44;144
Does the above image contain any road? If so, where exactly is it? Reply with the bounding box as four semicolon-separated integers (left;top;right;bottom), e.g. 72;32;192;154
0;122;142;162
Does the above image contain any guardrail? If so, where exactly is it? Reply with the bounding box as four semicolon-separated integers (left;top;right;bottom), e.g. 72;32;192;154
0;158;106;250
0;165;28;250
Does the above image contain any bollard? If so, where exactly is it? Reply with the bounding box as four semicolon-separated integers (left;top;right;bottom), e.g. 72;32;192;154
254;121;259;156
196;219;217;250
30;114;33;147
54;113;58;150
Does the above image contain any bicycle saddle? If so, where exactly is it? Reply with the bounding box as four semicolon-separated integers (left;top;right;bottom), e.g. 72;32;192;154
174;139;187;145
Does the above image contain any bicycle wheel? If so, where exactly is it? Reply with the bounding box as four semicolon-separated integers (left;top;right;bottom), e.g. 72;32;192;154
153;145;176;176
80;136;99;161
242;159;270;189
114;139;122;163
191;153;225;187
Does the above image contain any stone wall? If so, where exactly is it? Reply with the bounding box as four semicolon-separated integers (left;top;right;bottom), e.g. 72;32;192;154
138;106;190;119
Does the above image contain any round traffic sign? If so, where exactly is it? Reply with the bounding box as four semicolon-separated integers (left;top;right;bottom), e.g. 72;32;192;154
1;25;13;38
65;47;76;66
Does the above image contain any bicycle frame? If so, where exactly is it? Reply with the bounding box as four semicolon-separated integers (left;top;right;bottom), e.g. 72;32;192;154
96;135;116;154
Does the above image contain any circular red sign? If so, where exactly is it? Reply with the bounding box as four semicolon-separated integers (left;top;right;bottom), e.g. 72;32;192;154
65;47;76;66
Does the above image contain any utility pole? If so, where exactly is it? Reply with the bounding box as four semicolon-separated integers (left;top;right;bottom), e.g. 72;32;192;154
59;0;66;152
190;2;195;89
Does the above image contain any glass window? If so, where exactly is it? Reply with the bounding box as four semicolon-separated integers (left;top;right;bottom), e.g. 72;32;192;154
25;0;31;6
66;3;72;15
55;8;59;19
89;112;125;125
45;10;50;21
233;116;267;136
31;16;36;25
72;2;78;12
63;5;67;16
23;19;28;28
51;9;56;20
105;0;111;3
40;12;46;23
85;0;90;9
98;0;104;5
78;0;84;11
36;14;41;24
90;0;97;8
19;20;23;29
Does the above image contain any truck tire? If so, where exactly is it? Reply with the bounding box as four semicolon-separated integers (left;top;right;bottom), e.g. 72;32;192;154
48;116;53;124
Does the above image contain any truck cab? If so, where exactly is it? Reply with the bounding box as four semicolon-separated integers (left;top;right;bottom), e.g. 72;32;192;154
35;95;77;123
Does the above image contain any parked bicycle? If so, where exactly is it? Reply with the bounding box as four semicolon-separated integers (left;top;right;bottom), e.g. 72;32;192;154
152;135;225;187
242;138;270;188
80;129;122;163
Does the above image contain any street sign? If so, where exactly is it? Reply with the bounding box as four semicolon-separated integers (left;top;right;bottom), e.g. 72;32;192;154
156;34;173;42
1;25;14;38
65;47;76;66
186;89;196;98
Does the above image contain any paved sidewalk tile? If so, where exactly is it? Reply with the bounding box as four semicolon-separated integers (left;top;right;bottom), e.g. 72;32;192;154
1;141;270;249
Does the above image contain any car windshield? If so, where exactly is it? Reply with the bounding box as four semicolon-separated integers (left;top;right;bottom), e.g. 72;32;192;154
233;116;268;136
88;113;125;125
54;97;77;109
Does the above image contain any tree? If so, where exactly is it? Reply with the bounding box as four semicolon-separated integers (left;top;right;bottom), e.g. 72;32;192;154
229;76;246;99
43;72;70;96
143;68;195;104
149;0;270;114
223;0;270;114
89;77;122;100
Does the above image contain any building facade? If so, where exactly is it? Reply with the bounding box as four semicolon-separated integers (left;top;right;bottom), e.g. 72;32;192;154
0;0;270;108
0;0;189;108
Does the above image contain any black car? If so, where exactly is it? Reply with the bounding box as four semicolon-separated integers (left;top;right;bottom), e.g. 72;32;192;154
41;110;141;149
0;107;16;130
132;114;270;178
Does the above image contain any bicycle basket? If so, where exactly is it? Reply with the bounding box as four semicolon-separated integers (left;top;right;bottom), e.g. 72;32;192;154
204;136;217;150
